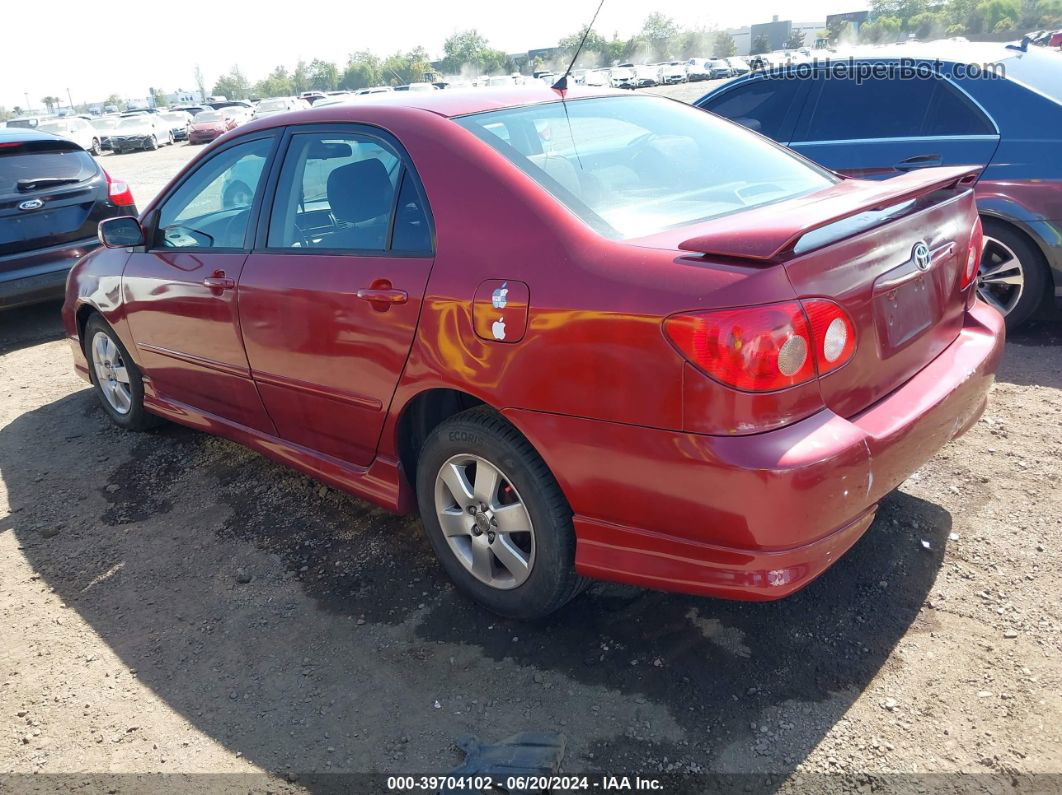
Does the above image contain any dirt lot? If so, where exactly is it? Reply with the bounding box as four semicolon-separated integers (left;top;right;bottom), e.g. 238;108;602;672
2;86;1061;792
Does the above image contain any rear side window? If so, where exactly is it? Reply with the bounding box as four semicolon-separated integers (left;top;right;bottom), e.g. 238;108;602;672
0;142;98;194
795;72;994;141
699;77;804;140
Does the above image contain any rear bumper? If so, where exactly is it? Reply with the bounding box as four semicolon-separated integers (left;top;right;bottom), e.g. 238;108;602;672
506;301;1005;601
0;237;100;310
188;130;222;143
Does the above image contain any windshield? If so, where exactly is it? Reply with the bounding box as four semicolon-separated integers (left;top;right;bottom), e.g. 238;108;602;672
195;111;224;123
257;99;288;111
94;117;120;130
118;117;149;129
456;95;835;239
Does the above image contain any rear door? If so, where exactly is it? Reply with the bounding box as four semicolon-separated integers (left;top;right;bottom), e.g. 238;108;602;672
788;68;999;178
238;125;435;467
0;139;109;278
122;132;278;432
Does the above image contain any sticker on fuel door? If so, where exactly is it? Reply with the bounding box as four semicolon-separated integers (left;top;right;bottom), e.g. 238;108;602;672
474;280;529;343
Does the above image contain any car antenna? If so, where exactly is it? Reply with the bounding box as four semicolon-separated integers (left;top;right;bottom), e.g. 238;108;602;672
552;0;606;91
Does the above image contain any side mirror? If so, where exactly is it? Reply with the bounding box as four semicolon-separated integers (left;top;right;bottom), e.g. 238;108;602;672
98;216;144;248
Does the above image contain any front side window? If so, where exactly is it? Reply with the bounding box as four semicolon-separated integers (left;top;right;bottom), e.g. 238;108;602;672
457;95;834;239
268;132;403;251
156;137;271;249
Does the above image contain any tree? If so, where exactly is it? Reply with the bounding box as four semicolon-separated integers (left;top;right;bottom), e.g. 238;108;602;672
340;51;381;90
193;65;207;102
908;10;948;37
713;31;737;57
105;94;123;110
254;65;293;98
40;96;60;112
860;15;902;42
640;12;679;60
309;59;340;91
751;34;770;54
442;29;492;73
976;0;1021;32
558;26;608;60
292;60;310;94
870;0;930;23
212;67;251;100
784;29;806;49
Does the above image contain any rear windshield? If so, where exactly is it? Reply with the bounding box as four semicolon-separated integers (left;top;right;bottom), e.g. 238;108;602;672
0;144;99;194
118;117;149;129
456;95;835;239
195;111;224;122
257;99;288;111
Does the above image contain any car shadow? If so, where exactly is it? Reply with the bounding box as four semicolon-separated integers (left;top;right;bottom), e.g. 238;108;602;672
3;390;951;787
0;300;65;355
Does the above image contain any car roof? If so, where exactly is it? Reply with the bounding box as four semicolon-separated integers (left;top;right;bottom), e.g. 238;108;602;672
0;127;63;143
278;85;625;120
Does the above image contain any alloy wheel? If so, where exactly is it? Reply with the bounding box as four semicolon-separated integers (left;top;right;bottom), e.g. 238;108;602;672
977;235;1024;316
433;454;535;590
90;331;132;415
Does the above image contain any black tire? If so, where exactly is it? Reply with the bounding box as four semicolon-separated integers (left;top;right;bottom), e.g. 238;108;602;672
979;218;1049;330
90;138;101;156
84;314;160;432
147;135;158;151
416;408;587;619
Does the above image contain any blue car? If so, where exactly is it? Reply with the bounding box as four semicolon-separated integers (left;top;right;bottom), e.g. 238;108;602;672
696;43;1062;329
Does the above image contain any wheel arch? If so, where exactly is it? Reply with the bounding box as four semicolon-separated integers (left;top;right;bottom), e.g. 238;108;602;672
978;208;1061;295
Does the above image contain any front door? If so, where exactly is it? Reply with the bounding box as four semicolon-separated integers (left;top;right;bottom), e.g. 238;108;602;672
238;127;435;466
123;134;277;432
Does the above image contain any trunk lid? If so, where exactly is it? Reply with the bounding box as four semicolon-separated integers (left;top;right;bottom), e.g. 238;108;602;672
0;140;108;261
782;188;979;418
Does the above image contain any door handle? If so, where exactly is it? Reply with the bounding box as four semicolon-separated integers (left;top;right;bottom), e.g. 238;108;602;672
203;272;235;289
356;288;408;304
896;154;942;170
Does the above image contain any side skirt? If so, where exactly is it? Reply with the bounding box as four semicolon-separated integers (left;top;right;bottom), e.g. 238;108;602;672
143;392;415;515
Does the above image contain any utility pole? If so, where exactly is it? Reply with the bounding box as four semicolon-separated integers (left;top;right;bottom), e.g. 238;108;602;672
66;87;75;111
24;92;30;112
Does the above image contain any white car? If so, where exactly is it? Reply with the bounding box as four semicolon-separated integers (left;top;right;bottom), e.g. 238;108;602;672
610;64;636;88
658;62;689;84
686;58;711;81
110;114;171;153
584;69;611;87
35;117;102;155
252;97;309;119
633;64;659;87
356;86;394;95
486;75;516;88
407;82;438;92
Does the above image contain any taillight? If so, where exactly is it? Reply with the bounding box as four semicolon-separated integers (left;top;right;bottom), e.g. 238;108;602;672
961;217;983;291
802;299;856;376
104;170;135;207
665;299;857;392
664;302;816;392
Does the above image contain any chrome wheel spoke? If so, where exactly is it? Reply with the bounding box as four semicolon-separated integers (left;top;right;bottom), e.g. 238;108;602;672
439;463;475;509
112;366;130;384
981;269;1023;286
473;461;501;506
438;508;472;538
470;540;494;582
491;534;531;584
492;501;531;534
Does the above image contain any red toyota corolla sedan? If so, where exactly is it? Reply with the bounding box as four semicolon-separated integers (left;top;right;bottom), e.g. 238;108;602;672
62;87;1004;618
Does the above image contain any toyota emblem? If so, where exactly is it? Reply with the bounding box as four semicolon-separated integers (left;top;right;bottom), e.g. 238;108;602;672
912;241;931;271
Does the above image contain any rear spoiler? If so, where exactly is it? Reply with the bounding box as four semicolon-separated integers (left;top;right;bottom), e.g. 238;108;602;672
678;166;980;262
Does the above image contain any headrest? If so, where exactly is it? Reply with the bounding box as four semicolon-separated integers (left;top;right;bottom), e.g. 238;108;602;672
326;159;393;223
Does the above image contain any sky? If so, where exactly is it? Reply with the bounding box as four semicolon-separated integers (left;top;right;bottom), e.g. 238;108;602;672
2;0;868;110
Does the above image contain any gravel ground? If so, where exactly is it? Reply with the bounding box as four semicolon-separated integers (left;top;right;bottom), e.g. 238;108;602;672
1;85;1060;792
